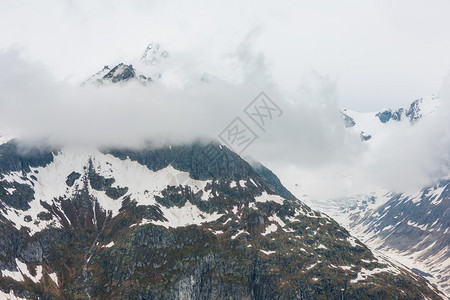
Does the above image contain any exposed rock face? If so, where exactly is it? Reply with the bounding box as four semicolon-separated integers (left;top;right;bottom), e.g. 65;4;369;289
0;141;444;299
340;110;355;128
84;63;151;85
360;131;372;141
374;96;439;125
406;98;426;124
102;63;136;83
375;108;404;123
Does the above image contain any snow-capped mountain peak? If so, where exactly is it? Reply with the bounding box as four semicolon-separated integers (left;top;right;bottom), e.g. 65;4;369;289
140;42;168;65
341;95;441;143
83;42;169;86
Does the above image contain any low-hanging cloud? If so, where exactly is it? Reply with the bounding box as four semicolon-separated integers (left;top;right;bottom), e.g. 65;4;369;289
1;46;449;198
0;47;362;165
272;81;450;198
361;78;450;192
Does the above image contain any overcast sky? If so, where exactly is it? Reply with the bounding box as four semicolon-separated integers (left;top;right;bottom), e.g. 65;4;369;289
1;0;450;111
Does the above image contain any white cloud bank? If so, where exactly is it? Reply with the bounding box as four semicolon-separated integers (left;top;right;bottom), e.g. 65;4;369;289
273;82;450;198
0;47;361;163
1;46;450;198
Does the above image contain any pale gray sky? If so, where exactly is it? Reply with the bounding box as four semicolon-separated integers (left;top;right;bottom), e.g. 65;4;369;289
1;0;450;111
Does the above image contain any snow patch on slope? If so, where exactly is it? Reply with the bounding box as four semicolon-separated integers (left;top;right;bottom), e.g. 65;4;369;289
142;200;223;229
49;272;58;287
0;289;27;300
350;265;400;283
255;192;284;205
1;259;43;284
262;223;278;236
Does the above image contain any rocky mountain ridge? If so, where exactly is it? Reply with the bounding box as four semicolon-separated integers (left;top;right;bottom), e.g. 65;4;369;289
0;140;444;299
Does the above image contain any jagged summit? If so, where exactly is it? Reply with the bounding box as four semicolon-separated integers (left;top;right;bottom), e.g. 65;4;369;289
102;63;135;82
83;63;144;86
83;42;169;86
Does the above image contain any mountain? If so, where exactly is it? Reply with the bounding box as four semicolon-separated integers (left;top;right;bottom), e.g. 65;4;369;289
2;43;446;298
0;139;444;299
307;180;450;298
341;95;440;143
83;42;168;86
300;95;450;297
351;180;450;296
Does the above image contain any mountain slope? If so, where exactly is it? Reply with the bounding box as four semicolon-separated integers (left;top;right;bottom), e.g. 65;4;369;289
350;180;450;297
298;95;449;297
0;140;444;299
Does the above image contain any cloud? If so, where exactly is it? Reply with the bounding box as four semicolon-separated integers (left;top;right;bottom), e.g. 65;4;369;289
349;73;450;193
362;103;450;192
272;80;450;198
0;47;362;171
